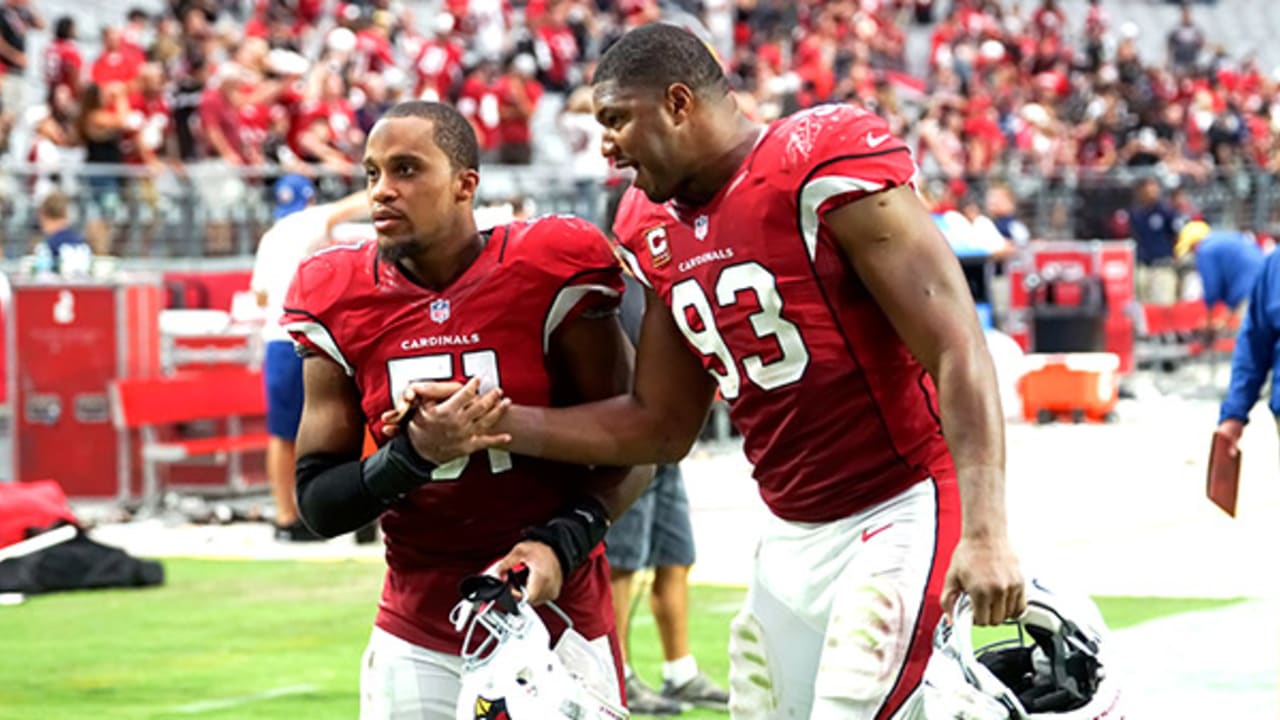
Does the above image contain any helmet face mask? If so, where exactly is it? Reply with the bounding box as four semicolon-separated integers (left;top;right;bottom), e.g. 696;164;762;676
974;605;1103;713
923;578;1124;720
452;570;629;720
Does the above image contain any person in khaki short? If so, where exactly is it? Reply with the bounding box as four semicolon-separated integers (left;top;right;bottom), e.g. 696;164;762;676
1129;177;1180;304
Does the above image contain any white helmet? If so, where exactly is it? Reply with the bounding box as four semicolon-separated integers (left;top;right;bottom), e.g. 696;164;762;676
452;569;629;720
922;578;1124;719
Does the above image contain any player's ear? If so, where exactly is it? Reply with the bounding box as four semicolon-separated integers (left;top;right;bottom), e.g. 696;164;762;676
455;168;480;204
665;83;696;125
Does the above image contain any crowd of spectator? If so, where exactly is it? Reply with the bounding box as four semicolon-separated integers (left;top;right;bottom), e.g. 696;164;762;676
0;0;1274;254
905;1;1274;189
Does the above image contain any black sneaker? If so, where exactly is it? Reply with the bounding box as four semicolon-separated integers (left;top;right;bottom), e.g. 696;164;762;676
274;520;325;542
626;673;683;716
661;672;730;712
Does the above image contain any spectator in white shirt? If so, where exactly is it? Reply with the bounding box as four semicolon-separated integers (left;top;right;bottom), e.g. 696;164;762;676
251;175;366;541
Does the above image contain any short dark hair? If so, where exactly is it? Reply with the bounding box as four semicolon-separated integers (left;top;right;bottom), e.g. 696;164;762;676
54;16;75;40
594;23;728;97
380;101;480;171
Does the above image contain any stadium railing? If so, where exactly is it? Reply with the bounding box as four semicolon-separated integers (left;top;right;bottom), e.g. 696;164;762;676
3;160;1277;258
1;160;590;259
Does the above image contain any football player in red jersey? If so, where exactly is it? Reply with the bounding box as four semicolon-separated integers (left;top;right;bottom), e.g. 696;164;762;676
283;101;650;719
398;24;1026;719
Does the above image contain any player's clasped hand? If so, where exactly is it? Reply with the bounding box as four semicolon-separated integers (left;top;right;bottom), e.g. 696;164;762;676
941;536;1026;627
494;541;564;606
379;377;513;463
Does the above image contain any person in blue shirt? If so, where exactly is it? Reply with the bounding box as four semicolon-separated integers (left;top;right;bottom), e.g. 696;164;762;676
36;191;91;274
1129;177;1180;303
1216;248;1280;461
1174;221;1264;329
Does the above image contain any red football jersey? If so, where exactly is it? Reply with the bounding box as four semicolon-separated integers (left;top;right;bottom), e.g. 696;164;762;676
43;39;82;95
282;217;624;653
413;38;464;101
121;93;171;164
457;76;501;150
614;104;956;523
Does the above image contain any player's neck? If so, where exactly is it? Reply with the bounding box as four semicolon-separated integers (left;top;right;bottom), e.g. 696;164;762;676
401;224;485;291
675;116;763;207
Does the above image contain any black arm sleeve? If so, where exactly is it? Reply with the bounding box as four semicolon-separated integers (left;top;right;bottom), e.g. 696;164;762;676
521;495;611;578
295;452;384;538
295;433;440;538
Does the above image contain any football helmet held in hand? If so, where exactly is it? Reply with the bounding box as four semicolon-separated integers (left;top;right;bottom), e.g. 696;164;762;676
923;577;1123;719
452;568;628;720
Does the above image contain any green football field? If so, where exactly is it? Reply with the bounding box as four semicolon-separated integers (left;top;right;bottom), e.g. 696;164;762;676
0;558;1244;720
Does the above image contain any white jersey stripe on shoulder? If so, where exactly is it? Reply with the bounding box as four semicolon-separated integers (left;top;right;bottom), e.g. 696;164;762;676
307;239;369;258
798;176;885;262
543;284;621;354
283;320;354;376
614;243;654;290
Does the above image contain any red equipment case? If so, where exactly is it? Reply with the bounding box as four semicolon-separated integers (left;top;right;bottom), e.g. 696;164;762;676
1006;240;1135;374
6;276;162;498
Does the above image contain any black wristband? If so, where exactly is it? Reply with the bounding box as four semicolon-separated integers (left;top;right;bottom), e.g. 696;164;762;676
360;433;438;506
522;496;611;577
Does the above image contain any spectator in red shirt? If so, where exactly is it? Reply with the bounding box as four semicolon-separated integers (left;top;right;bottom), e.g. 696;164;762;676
928;12;960;70
794;34;834;102
534;0;580;92
289;66;359;174
354;13;396;76
92;25;144;90
122;62;173;171
194;66;258;253
1030;0;1066;39
199;69;256;166
43;16;81;100
457;59;501;158
412;17;464;102
964;95;1006;175
495;53;542;165
1075;118;1118;172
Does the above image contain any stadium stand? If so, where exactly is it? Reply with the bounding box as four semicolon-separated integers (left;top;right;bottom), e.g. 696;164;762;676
0;0;1276;260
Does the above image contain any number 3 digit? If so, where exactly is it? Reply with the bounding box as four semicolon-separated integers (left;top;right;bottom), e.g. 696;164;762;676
670;261;810;400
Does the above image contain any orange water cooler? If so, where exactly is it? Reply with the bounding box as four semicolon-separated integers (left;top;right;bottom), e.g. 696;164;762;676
1019;352;1120;424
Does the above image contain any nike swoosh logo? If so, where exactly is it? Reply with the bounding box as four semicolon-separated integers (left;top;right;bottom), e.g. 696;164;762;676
861;522;894;543
866;132;890;148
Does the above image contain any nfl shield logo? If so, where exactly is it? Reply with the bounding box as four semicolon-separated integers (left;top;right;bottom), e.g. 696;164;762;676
430;298;451;323
694;215;709;240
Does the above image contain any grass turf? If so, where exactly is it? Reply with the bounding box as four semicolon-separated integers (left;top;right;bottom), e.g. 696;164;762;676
0;558;1246;719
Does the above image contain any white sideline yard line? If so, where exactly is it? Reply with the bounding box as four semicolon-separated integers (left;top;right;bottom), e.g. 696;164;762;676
170;684;318;714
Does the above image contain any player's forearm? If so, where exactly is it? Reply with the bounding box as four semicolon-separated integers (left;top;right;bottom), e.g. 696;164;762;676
1219;319;1269;423
934;339;1009;540
501;396;691;466
294;452;384;537
588;464;655;520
